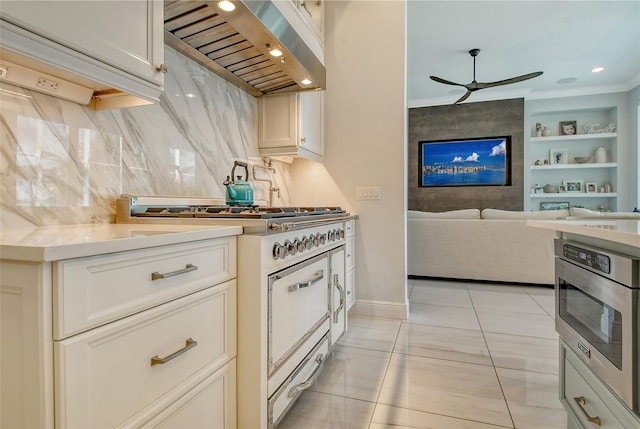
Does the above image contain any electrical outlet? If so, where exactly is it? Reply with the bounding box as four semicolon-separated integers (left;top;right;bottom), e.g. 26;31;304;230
36;77;59;92
0;65;8;78
356;186;381;200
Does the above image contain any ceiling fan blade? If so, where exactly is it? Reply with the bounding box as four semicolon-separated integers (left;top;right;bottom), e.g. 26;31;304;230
480;71;544;89
430;75;464;87
454;91;472;104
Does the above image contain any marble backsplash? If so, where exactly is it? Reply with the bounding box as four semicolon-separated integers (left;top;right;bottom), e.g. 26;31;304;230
0;46;292;228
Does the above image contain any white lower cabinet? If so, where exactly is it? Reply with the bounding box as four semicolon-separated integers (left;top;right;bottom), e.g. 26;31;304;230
0;236;237;428
345;220;356;310
560;340;639;429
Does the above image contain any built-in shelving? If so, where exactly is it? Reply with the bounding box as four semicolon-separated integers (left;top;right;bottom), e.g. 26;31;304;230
525;104;618;211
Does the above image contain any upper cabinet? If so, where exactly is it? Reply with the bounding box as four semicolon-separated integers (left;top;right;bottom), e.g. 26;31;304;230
258;91;324;162
524;105;619;211
0;0;165;109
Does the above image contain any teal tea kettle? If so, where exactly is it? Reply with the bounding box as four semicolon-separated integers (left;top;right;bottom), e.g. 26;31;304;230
223;161;254;206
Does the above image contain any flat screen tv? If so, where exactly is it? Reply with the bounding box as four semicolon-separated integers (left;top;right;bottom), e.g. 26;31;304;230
419;136;512;187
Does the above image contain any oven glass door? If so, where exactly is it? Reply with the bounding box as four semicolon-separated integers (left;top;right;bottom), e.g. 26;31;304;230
558;277;623;369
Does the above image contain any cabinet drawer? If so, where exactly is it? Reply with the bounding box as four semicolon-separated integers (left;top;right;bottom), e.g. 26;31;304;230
345;236;355;271
564;356;622;429
346;269;355;310
54;237;235;339
141;359;236;429
269;335;329;427
345;220;355;238
54;281;236;429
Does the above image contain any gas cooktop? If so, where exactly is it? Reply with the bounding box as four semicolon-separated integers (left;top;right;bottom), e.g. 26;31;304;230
134;205;346;219
116;195;352;235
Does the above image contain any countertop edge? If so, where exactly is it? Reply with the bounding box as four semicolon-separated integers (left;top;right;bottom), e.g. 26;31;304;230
0;225;243;262
527;219;640;249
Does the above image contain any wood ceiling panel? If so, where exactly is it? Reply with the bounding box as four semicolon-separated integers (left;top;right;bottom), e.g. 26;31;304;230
165;6;216;31
172;15;226;39
206;40;254;60
164;1;205;21
183;24;238;49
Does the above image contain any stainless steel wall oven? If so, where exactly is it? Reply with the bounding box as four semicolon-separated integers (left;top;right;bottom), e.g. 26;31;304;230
555;239;639;411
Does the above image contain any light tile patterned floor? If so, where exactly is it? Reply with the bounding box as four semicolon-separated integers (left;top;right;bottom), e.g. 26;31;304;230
278;278;567;429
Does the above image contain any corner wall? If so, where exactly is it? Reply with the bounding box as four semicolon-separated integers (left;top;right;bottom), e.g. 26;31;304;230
408;98;525;212
291;0;408;319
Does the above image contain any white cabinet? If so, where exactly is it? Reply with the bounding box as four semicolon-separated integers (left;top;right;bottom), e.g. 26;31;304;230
525;106;618;211
0;0;165;108
560;340;640;429
0;237;237;428
258;91;324;162
345;220;356;310
330;247;346;348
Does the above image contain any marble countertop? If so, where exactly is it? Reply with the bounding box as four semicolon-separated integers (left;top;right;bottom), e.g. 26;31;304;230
0;223;243;262
527;219;640;248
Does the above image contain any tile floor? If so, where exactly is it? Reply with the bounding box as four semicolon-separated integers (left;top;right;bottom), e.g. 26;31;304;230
278;278;567;429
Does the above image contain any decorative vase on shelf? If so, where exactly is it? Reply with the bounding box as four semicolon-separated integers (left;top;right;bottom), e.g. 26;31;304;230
541;127;551;137
594;147;607;163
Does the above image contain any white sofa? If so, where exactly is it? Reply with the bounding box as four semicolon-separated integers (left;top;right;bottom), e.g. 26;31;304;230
407;208;570;285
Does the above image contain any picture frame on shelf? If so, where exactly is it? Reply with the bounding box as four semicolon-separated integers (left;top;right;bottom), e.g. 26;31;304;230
550;148;568;165
586;182;597;193
559;120;577;136
558;185;567;193
564;180;584;193
540;201;570;211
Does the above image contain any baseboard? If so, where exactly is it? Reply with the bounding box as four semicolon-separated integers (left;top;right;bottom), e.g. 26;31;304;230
408;275;554;288
349;299;408;320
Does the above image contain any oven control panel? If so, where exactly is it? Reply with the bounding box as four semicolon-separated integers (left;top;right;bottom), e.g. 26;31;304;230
563;243;610;274
272;228;345;260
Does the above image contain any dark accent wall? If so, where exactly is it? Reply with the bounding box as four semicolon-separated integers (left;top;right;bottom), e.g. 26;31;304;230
408;98;524;212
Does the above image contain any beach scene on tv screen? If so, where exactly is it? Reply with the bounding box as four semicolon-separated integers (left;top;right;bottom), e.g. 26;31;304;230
420;137;509;187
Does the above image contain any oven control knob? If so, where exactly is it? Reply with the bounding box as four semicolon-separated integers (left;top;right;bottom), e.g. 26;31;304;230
273;243;286;260
304;236;313;250
338;228;345;239
329;230;336;241
295;239;305;253
319;233;326;245
284;240;296;256
313;234;320;247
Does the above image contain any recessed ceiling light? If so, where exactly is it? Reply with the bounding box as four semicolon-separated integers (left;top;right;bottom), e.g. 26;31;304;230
217;1;235;12
592;67;604;73
266;44;283;57
186;93;196;98
556;77;577;85
301;79;312;85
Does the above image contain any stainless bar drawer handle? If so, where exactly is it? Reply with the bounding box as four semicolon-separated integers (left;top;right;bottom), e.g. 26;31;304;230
287;353;325;398
288;270;324;292
333;274;345;323
573;396;602;426
151;264;198;281
150;338;198;366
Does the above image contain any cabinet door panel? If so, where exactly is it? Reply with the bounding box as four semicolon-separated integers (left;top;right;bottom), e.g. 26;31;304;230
54;281;236;429
142;360;236;429
299;91;323;156
1;0;164;85
330;248;346;347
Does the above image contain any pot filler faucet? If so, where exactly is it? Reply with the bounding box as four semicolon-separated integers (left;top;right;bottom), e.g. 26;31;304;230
252;158;280;206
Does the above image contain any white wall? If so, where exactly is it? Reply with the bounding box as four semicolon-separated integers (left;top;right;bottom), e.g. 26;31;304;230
629;85;640;208
291;0;408;319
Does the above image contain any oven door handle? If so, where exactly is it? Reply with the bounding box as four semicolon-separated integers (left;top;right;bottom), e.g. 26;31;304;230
333;273;345;323
288;270;324;292
287;353;325;398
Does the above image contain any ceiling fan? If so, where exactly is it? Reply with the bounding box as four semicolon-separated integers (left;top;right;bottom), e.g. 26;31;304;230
430;49;543;104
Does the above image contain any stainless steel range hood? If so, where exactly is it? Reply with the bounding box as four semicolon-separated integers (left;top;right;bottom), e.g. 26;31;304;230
164;0;325;96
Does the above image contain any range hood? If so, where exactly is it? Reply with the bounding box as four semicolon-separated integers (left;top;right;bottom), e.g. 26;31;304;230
164;0;326;96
